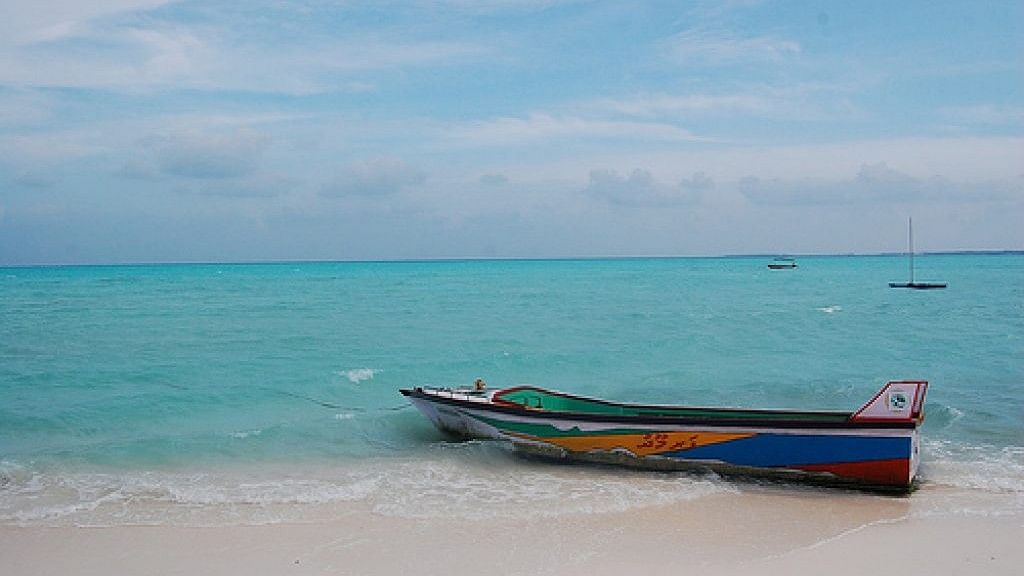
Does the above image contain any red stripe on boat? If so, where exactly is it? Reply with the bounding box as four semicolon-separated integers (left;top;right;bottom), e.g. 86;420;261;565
793;458;911;486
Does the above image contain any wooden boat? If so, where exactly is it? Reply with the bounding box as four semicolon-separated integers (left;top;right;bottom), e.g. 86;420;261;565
401;380;928;492
889;218;946;289
767;257;798;269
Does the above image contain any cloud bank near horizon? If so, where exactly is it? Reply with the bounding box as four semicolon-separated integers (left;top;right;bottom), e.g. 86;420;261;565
0;1;1021;264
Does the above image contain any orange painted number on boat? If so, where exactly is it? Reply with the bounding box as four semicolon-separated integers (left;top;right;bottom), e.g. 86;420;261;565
669;434;699;450
637;433;669;450
520;431;755;457
638;433;701;451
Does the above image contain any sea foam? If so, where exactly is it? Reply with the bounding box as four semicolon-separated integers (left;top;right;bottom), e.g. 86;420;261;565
0;448;734;527
920;440;1024;495
3;438;1021;528
341;368;380;384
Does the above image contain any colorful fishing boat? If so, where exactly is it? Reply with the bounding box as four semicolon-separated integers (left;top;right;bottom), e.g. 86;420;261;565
401;380;928;492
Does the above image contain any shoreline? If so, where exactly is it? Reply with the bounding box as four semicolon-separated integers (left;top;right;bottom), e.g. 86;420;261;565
2;487;1021;575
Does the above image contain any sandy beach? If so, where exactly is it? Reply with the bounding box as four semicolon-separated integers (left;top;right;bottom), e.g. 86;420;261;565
3;487;1021;576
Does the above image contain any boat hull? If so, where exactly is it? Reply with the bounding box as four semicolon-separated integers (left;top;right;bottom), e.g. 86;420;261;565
403;389;921;492
889;282;947;289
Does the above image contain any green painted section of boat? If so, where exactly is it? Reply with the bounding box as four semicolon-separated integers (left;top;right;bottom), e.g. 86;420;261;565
472;413;650;438
494;387;852;422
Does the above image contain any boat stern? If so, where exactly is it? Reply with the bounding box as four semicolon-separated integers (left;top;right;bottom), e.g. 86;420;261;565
850;380;928;426
796;380;930;490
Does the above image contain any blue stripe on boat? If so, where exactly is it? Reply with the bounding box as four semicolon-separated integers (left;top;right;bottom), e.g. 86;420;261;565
662;433;910;467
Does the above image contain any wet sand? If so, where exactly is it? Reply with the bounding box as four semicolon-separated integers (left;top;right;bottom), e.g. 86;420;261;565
2;487;1021;575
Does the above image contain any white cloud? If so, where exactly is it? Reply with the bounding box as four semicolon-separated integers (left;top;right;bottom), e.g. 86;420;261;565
118;157;162;180
583;81;865;122
665;29;800;65
418;0;577;12
0;21;218;92
179;173;297;198
0;89;55;126
0;1;173;45
321;158;426;197
507;137;1024;184
584;168;705;207
680;171;715;192
310;40;479;72
147;128;270;179
590;93;772;117
479;173;509;185
0;6;482;94
940;105;1024;126
0;132;101;168
740;162;1023;206
447;113;701;145
10;168;61;189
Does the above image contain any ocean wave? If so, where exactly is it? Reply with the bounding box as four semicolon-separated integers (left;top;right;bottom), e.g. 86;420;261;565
816;306;842;314
924;404;965;431
919;439;1024;494
4;438;1021;528
0;449;732;527
0;466;379;526
0;461;34;491
340;368;380;384
370;460;732;520
912;440;1024;519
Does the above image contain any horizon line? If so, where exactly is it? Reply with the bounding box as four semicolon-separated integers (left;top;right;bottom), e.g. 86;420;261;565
2;249;1023;269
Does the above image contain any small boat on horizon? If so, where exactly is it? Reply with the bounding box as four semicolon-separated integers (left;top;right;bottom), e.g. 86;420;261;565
767;257;798;269
401;380;928;492
889;218;947;289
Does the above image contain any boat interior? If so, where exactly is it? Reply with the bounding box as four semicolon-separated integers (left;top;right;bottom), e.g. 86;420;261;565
490;386;852;422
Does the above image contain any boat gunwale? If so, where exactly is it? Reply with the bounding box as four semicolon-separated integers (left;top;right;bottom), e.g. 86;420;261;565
492;385;851;419
399;387;920;430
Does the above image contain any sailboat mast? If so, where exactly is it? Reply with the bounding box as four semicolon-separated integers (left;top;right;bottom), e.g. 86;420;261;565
889;217;944;289
908;217;914;283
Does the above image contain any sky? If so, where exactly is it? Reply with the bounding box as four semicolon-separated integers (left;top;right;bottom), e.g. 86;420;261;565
0;0;1021;264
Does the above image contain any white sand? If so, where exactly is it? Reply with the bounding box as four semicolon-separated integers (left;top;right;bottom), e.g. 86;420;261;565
2;488;1021;575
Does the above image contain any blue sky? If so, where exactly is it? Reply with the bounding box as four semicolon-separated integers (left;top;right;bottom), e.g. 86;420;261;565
0;0;1021;264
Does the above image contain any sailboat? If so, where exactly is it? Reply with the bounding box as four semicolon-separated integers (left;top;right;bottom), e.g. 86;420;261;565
889;218;947;289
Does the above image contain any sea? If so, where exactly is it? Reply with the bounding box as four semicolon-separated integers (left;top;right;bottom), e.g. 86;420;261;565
1;255;1022;526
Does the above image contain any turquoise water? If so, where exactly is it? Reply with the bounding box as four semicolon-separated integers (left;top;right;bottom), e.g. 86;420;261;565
2;255;1022;524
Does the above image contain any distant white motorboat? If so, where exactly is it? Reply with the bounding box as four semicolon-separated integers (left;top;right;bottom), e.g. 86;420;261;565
767;257;798;270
